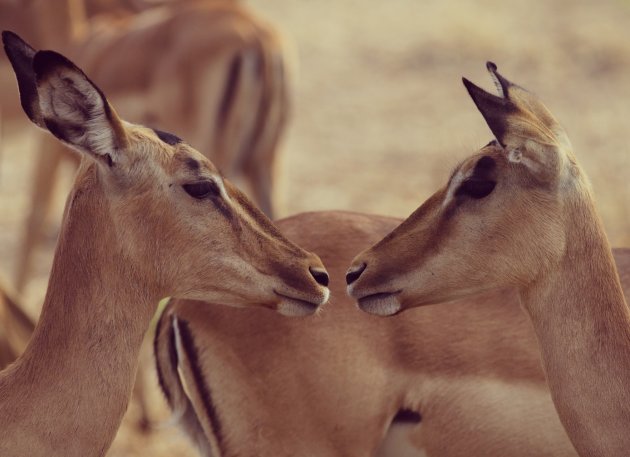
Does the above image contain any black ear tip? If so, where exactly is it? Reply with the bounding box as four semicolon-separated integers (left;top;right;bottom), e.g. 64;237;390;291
2;30;35;53
34;50;67;64
32;50;78;78
462;77;483;97
486;61;498;73
2;30;13;44
2;30;19;45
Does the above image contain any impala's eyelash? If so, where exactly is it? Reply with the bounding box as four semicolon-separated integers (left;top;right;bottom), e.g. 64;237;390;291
182;180;221;199
455;179;496;199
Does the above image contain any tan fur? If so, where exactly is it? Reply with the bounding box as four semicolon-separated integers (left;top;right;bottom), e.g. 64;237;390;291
0;35;325;457
349;65;630;456
9;0;290;291
151;210;630;456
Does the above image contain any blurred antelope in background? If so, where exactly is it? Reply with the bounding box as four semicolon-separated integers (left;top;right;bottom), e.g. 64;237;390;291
348;63;630;456
1;0;290;293
0;278;34;370
0;32;326;457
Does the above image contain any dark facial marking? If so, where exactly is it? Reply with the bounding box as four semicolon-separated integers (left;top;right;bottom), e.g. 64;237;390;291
185;157;200;171
153;128;182;146
230;188;303;255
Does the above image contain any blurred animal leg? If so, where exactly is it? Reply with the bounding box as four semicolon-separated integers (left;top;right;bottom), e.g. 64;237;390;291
15;139;76;292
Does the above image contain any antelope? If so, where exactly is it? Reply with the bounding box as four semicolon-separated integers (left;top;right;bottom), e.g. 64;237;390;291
0;32;327;457
5;0;289;292
347;63;630;456
155;210;613;457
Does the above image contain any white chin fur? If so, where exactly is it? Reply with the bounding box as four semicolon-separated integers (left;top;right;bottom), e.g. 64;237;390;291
277;298;320;317
358;294;402;316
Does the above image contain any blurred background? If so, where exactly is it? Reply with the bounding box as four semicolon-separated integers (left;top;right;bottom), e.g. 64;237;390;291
1;0;630;455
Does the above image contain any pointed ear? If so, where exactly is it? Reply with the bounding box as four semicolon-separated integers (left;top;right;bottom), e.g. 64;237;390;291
2;31;128;166
32;50;129;165
2;31;44;128
463;62;570;157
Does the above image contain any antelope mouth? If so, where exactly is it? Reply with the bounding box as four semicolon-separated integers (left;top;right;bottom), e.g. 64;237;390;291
357;291;402;316
274;291;323;317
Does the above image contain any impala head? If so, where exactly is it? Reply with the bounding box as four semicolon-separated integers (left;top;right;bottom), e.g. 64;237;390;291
348;62;585;316
3;31;329;316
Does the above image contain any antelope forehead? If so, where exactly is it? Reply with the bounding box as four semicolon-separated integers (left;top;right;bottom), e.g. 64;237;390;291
170;146;219;175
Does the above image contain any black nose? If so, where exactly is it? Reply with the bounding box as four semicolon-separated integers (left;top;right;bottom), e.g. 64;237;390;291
309;267;329;287
346;263;367;285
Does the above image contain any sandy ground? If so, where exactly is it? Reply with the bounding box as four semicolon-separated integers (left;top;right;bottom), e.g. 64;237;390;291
2;0;630;455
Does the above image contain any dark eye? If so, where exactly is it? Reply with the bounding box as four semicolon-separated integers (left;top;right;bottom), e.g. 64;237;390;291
182;181;220;199
456;179;496;199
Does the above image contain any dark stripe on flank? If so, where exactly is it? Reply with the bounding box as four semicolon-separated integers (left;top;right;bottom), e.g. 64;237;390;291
153;306;178;407
177;319;224;453
217;54;242;130
153;128;182;146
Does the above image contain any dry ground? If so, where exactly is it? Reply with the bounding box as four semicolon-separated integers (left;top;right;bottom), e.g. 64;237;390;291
1;0;630;455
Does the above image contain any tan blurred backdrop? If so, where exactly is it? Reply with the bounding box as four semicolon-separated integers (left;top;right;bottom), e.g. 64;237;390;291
2;0;630;455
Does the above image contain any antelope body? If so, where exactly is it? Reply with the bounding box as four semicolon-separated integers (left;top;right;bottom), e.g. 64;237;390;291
153;210;629;457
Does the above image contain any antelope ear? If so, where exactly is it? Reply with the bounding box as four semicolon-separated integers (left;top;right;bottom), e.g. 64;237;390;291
2;31;128;166
33;50;128;165
463;62;572;178
2;31;44;128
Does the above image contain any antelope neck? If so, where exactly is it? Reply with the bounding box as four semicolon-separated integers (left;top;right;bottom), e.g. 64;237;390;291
520;194;630;457
0;168;158;457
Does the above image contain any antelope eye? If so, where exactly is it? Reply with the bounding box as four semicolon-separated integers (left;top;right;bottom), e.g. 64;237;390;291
456;179;496;199
182;181;220;199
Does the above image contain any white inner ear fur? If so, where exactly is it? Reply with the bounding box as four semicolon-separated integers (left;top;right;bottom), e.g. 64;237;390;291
490;72;505;99
39;68;118;159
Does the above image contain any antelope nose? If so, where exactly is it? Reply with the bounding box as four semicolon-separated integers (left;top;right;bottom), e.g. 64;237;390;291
309;267;329;287
346;263;367;285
